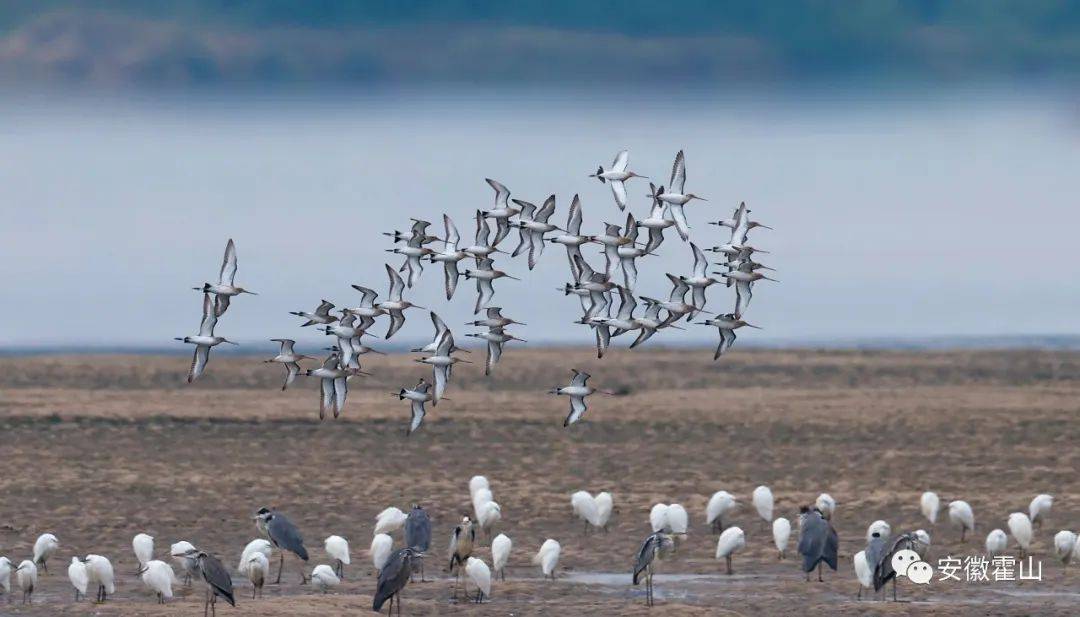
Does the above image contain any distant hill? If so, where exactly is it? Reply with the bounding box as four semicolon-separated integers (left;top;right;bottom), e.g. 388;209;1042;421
1;1;1078;88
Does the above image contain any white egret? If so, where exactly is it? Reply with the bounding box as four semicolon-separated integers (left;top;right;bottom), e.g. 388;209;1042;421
67;557;89;601
649;503;671;533
311;564;340;593
853;550;872;600
715;527;745;575
1029;494;1053;528
752;485;774;525
773;517;791;559
245;552;269;599
324;535;350;578
533;539;561;579
465;556;492;603
238;539;273;576
469;475;490;499
1053;530;1076;569
84;554;115;602
473;487;494;520
920;491;940;525
706;491;738;533
374;507;407;536
14;560;36;604
595;492;614;532
370;533;393;575
477;501;502;537
667;504;689;542
948;500;975;541
139;560;175;604
32;533;59;573
985;529;1008;556
571;490;600;533
171;541;198;585
0;556;10;596
491;534;512;581
132;533;155;570
1007;512;1034;558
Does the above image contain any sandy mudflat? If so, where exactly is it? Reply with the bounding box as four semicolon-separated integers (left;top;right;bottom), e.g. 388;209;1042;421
0;348;1078;615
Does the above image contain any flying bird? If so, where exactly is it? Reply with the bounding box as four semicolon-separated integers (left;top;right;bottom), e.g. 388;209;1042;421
430;214;468;300
481;179;521;246
464;257;520;314
397;379;433;435
175;293;237;383
305;352;357;420
511;195;559;269
699;313;760;359
265;339;311;390
415;330;467;403
550;195;589;280
638;185;674;253
376;264;425;339
193;238;256;316
462;210;503;261
550;369;611;427
387;232;432;288
590;149;647;211
650;151;706;240
290;299;338;327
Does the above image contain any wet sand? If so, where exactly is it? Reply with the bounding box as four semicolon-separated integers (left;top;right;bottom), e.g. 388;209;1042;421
0;348;1078;615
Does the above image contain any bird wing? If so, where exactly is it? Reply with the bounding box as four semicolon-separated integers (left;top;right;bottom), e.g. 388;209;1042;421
408;400;426;434
645;227;664;254
385;264;404;301
610;180;627;210
283;362;300;390
198;293;218;336
528;231;545;269
719;329;736;356
492;217;510;246
567;194;582;235
218;239;237;286
633;534;657;585
564;395;588;426
274;339;296;354
670;204;690;240
691;243;707;278
486;178;510;209
317;298;339;315
691;286;707;315
410;218;431;237
612;149;629;172
735;281;753;317
570;369;590;387
333;377;348;416
511;224;531;258
443;214;460;250
566;245;583;281
386;309;406;339
269;515;308;560
199;555;236;607
617;286;636;320
486;340;502;375
631;327;655;349
433;365;449;402
188;345;210;383
536;195;556;222
443;263;459;300
320;378;334;420
513;199;537;220
473;210;491;246
477;279;494;312
213;294;231;317
669;150;686;194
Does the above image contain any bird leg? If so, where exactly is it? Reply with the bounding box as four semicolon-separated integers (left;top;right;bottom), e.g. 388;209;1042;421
203;587;210;617
275;552;284;584
726;555;733;575
857;585;863;600
818;563;823;582
961;528;966;542
892;578;897;602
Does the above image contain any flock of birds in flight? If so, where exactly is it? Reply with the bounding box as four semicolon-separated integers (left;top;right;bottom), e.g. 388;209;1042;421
0;482;1069;613
174;149;775;430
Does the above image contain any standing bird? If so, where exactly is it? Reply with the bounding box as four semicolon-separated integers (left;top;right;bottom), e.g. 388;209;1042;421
311;564;340;593
866;520;892;543
706;491;738;533
254;507;309;584
700;313;760;359
430;214;468;300
986;529;1008;556
590;149;646;211
815;494;837;520
238;539;273;577
138;560;176;604
404;505;432;581
752;485;774;525
948;500;975;541
375;507;408;536
133;533;155;571
773;517;791;559
1007;512;1034;558
397;378;433;435
265;339;311;390
1054;530;1077;569
67;557;89;601
370;534;393;575
290;299;338;327
667;504;689;542
798;507;839;582
32;533;59;573
491;534;512;582
376;264;425;339
853;550;872;600
533;539;561;580
477;501;502;537
245;552;268;599
870;532;924;602
324;536;350;579
448;517;476;598
920;491;940;525
650;503;672;533
372;548;415;614
1029;494;1053;528
550;369;611;427
84;554;115;602
715;527;746;575
176;293;238;383
190;550;235;617
633;531;673;607
0;556;11;599
571;491;601;533
464;557;491;603
651;150;706;240
194;238;256;316
14;560;36;605
171;541;198;585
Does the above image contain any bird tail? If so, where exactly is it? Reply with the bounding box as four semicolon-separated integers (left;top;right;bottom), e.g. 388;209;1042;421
593;166;606;183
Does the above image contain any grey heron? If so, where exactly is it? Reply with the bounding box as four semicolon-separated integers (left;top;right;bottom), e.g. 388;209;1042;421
188;550;235;616
254;507;309;584
448;516;476;599
797;506;839;582
871;532;923;601
404;505;431;581
373;548;415;614
633;531;673;606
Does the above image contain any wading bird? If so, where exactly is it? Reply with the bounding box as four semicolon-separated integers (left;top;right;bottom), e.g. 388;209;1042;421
133;533;155;571
404;505;431;581
798;507;839;582
371;534;393;575
464;257;520;315
752;485;774;525
773;517;791;559
67;557;88;601
430;214;468;300
948;500;975;541
921;491;940;525
311;564;340;593
511;195;558;270
14;560;36;604
32;533;58;573
324;536;349;579
376;264;425;339
464;557;491;603
550;369;609;426
986;529;1008;556
533;539;561;580
700;313;760;359
84;554;115;603
171;541;198;585
1030;494;1053;528
397;379;433;435
373;548;415;614
650;150;706;240
189;550;234;617
290;299;338;327
706;491;738;533
550;195;589;279
492;534;511;582
254;507;309;584
264;339;310;390
1007;512;1033;558
715;526;746;575
138;560;175;604
638;185;673;253
633;531;673;607
448;517;476;598
244;552;268;599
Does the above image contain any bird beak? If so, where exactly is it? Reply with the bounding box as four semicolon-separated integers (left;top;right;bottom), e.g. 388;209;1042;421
223;340;240;345
763;276;780;282
745;324;763;329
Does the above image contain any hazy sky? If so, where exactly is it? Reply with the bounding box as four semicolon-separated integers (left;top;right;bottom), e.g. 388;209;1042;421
2;89;1077;350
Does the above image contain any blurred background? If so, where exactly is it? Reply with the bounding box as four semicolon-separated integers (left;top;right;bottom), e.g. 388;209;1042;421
2;1;1078;351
